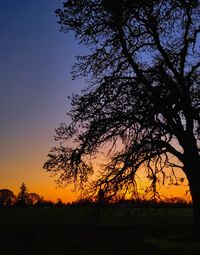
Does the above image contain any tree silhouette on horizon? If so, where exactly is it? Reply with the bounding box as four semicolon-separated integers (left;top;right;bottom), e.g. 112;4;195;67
17;183;29;207
0;189;16;206
44;0;200;228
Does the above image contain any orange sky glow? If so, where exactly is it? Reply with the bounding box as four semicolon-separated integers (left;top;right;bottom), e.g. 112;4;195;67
0;144;191;203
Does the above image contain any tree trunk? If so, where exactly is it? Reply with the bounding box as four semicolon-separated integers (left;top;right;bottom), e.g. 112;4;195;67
184;156;200;234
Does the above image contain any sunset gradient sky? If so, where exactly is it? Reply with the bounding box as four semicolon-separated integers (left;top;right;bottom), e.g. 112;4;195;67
0;0;189;202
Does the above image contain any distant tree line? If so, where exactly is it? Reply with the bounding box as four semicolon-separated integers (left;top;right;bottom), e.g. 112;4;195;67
70;190;192;208
0;183;191;208
71;197;192;209
0;183;64;208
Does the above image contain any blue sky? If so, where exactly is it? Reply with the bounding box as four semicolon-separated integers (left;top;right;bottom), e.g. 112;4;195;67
0;0;86;201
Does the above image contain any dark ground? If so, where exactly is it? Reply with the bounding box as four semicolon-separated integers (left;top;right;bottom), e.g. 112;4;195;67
0;207;199;255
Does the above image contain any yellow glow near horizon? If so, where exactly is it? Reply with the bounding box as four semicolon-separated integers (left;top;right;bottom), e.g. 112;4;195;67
1;168;190;204
0;133;191;203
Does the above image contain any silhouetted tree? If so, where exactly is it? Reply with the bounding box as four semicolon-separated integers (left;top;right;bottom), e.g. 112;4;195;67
97;188;106;207
17;183;29;207
44;1;200;227
0;189;16;206
55;198;65;207
28;192;43;206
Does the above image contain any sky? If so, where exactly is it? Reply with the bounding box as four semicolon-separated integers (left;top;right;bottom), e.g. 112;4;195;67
0;1;189;202
0;0;86;202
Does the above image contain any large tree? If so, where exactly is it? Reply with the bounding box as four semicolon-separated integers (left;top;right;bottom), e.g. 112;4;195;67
44;0;200;225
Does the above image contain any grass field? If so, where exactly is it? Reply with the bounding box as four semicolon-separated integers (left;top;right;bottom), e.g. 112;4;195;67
0;207;199;255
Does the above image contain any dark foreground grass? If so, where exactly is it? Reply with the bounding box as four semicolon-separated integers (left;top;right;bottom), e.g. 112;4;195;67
0;207;199;255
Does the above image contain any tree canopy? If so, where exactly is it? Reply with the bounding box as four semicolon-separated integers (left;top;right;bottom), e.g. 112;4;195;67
17;183;30;206
44;0;199;220
0;189;16;206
